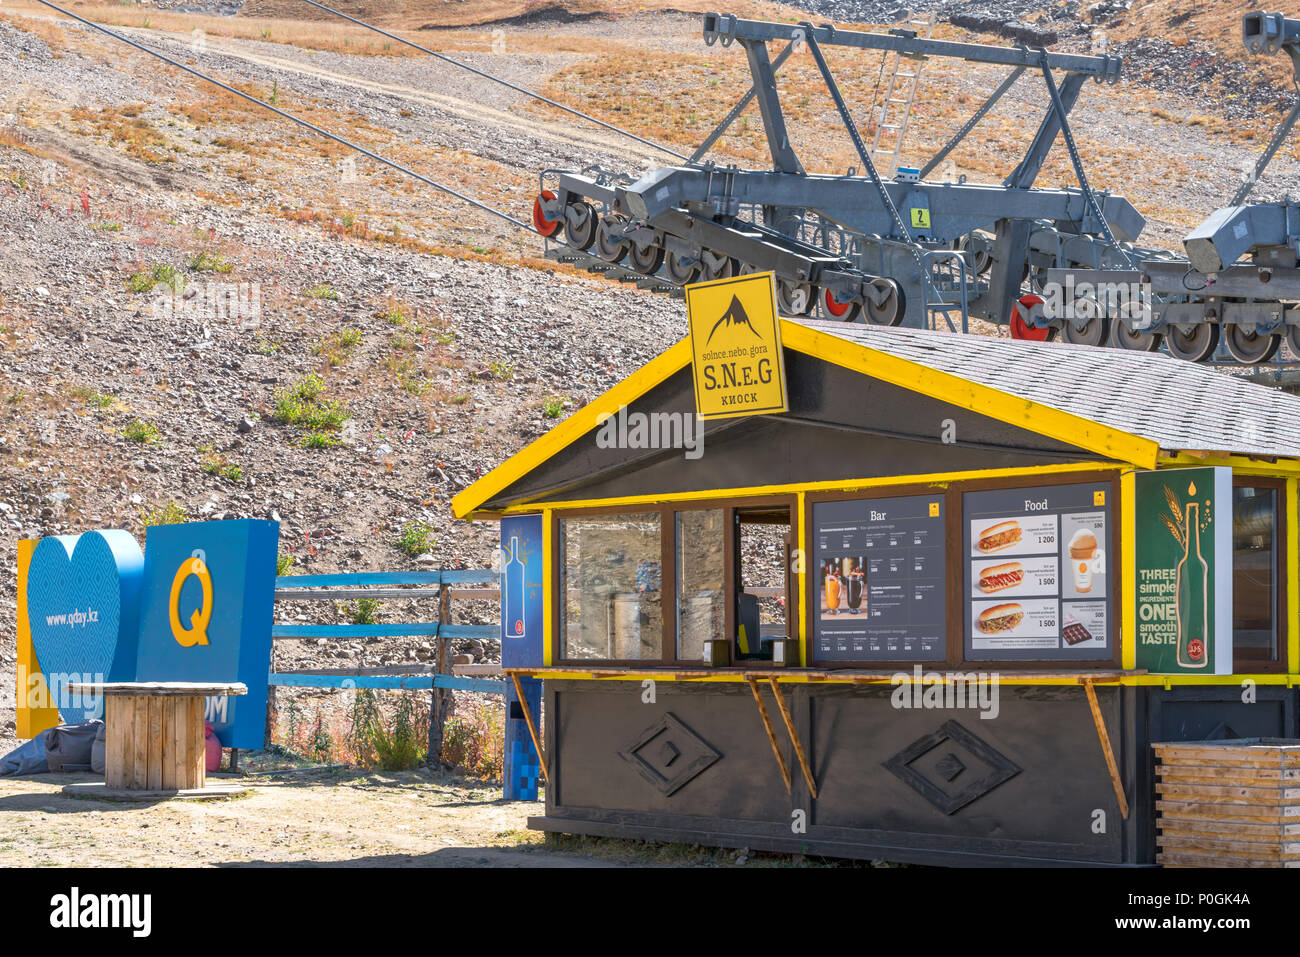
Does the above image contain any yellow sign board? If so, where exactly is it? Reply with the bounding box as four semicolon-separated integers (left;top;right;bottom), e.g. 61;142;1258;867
910;207;931;229
685;271;788;420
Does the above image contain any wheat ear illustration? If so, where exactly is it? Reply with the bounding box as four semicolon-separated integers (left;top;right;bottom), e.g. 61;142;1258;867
1161;485;1186;549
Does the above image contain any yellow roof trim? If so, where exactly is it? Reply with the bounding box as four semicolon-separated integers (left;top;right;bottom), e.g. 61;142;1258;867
453;319;1164;518
452;337;693;518
495;461;1124;513
779;322;1160;471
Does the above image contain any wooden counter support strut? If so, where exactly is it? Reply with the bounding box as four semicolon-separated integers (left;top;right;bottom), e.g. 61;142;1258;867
746;676;792;793
1082;678;1129;820
767;677;818;799
511;674;549;786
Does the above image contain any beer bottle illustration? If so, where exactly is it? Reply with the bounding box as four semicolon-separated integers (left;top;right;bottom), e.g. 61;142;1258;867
505;536;526;639
1175;501;1208;668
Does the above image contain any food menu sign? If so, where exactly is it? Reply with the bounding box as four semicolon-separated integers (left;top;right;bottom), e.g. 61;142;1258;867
1134;467;1232;675
962;482;1112;660
812;494;946;662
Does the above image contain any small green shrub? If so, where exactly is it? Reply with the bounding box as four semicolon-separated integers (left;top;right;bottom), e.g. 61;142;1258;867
276;552;296;576
300;429;339;449
378;303;411;325
200;450;240;479
394;521;433;557
313;329;362;366
345;597;381;625
305;284;339;300
270;374;349;440
188;250;233;273
126;262;180;293
140;501;187;527
347;690;427;771
487;359;515;381
441;697;505;780
68;385;113;408
123;419;160;444
541;396;565;419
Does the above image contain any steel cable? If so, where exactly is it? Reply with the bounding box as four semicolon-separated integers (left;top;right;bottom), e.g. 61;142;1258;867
31;0;540;234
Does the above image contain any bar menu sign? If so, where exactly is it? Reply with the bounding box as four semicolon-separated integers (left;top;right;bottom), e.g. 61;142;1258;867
812;494;946;662
963;482;1112;660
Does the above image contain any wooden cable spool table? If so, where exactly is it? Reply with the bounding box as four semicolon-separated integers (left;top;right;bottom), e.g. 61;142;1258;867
67;681;247;798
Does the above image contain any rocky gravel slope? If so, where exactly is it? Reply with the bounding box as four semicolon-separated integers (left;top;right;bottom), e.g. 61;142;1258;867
0;10;686;751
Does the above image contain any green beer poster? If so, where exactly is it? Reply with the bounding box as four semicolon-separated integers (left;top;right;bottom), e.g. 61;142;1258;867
1134;467;1232;675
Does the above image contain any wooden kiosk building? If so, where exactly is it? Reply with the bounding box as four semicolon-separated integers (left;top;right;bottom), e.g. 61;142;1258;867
456;317;1300;866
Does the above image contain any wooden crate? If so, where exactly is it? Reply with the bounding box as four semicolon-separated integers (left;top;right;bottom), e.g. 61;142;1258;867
1154;739;1300;868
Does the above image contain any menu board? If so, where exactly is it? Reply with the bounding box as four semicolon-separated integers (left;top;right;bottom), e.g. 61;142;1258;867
963;482;1112;660
812;494;946;662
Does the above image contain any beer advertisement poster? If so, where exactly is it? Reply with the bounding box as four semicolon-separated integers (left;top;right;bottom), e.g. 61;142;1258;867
1134;467;1233;675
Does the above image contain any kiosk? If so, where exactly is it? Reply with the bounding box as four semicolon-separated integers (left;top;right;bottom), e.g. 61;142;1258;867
455;312;1300;866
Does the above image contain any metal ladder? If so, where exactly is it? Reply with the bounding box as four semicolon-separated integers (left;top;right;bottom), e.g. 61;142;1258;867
922;250;971;333
869;14;935;177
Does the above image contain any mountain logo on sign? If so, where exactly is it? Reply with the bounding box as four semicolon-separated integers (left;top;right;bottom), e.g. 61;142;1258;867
707;295;761;344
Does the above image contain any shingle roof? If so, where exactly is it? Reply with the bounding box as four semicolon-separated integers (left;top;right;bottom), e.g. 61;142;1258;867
794;319;1300;459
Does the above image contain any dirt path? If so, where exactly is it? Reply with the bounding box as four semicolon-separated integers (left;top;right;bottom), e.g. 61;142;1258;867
0;770;613;867
15;7;668;169
164;33;666;165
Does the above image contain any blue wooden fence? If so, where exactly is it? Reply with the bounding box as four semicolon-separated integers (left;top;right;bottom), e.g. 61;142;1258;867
266;566;542;799
269;568;501;691
268;569;505;750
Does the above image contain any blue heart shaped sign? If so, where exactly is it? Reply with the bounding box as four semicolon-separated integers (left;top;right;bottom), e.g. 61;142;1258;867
25;530;143;723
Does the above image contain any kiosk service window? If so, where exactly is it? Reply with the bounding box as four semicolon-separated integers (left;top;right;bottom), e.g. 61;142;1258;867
555;499;795;667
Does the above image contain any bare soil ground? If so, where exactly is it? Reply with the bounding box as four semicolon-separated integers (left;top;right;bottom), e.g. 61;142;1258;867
0;768;871;867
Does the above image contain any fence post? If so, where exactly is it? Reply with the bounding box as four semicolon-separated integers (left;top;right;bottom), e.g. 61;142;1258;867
265;683;278;750
427;575;452;766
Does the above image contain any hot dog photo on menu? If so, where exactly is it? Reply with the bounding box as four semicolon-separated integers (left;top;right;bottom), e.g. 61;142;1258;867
970;597;1062;647
969;513;1058;558
970;555;1060;597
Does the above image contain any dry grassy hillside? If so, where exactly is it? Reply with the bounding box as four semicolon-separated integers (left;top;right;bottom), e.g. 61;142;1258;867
241;0;793;28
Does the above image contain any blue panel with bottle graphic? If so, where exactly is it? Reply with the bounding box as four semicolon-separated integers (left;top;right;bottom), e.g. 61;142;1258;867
501;515;544;669
135;519;280;749
504;675;542;801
